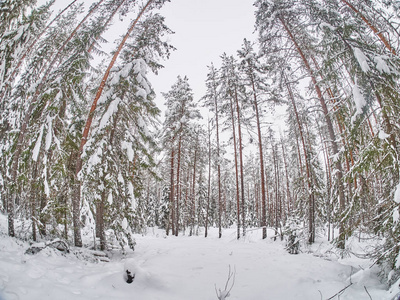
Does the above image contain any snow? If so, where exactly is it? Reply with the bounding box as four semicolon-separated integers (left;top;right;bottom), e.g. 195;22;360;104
45;116;52;151
394;183;400;204
354;47;370;73
396;254;400;270
99;98;120;130
43;164;50;197
375;56;391;74
121;141;134;162
107;192;113;205
32;125;44;162
110;63;133;85
393;208;399;223
320;22;336;31
128;182;135;208
379;130;391;140
121;218;128;230
86;146;103;173
136;87;148;99
352;80;367;116
0;214;392;300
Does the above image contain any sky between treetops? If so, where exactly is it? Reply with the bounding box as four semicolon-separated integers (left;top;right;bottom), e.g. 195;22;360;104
41;0;257;120
149;0;257;113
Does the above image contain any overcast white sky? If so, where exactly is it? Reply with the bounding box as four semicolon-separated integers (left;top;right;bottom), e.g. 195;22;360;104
149;0;257;111
42;0;257;115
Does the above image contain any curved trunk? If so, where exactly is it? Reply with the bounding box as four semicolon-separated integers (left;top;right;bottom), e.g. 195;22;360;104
8;0;104;241
285;76;314;243
73;0;154;247
340;0;396;55
279;16;346;248
0;0;80;102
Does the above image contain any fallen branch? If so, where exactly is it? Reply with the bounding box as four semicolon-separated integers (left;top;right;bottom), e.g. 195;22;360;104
326;282;353;300
364;286;372;300
215;265;236;300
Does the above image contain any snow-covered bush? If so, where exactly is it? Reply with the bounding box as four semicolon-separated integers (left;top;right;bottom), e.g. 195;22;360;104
283;218;305;254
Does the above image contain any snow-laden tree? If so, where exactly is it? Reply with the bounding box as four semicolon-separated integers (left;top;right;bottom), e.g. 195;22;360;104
81;13;173;250
219;53;248;238
202;64;224;238
237;39;269;239
255;0;348;248
162;75;201;236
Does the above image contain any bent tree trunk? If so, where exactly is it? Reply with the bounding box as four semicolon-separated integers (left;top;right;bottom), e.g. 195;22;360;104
279;16;346;248
7;0;104;240
340;0;396;56
285;75;315;243
73;0;154;247
0;0;80;103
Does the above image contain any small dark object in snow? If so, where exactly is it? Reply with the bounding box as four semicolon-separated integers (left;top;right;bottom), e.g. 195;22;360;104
126;270;135;284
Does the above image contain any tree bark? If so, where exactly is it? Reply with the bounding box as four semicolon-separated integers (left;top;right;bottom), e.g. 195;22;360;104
169;145;175;236
213;83;223;239
249;75;267;239
205;120;212;238
190;140;198;236
73;0;154;247
279;16;346;248
229;95;241;240
0;0;80;102
175;135;182;236
340;0;396;55
233;87;246;237
285;75;315;243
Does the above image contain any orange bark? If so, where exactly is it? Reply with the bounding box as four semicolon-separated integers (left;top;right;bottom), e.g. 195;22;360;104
341;0;396;55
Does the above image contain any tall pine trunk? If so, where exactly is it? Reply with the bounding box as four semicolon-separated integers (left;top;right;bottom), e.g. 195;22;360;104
205;120;211;238
249;75;267;239
73;0;154;247
340;0;396;55
229;95;241;240
279;16;346;248
233;87;246;237
0;0;80;102
285;75;315;243
213;85;223;238
175;135;182;236
169;145;175;236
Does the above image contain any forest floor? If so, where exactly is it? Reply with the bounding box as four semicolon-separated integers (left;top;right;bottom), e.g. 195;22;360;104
0;214;397;300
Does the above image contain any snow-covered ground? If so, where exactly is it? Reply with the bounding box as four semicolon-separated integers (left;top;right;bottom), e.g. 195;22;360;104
0;214;396;300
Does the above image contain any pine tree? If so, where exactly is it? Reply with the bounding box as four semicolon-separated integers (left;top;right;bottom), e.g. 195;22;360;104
202;64;224;238
255;0;347;248
162;76;201;236
237;39;268;239
81;12;173;250
73;0;167;246
220;54;247;237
